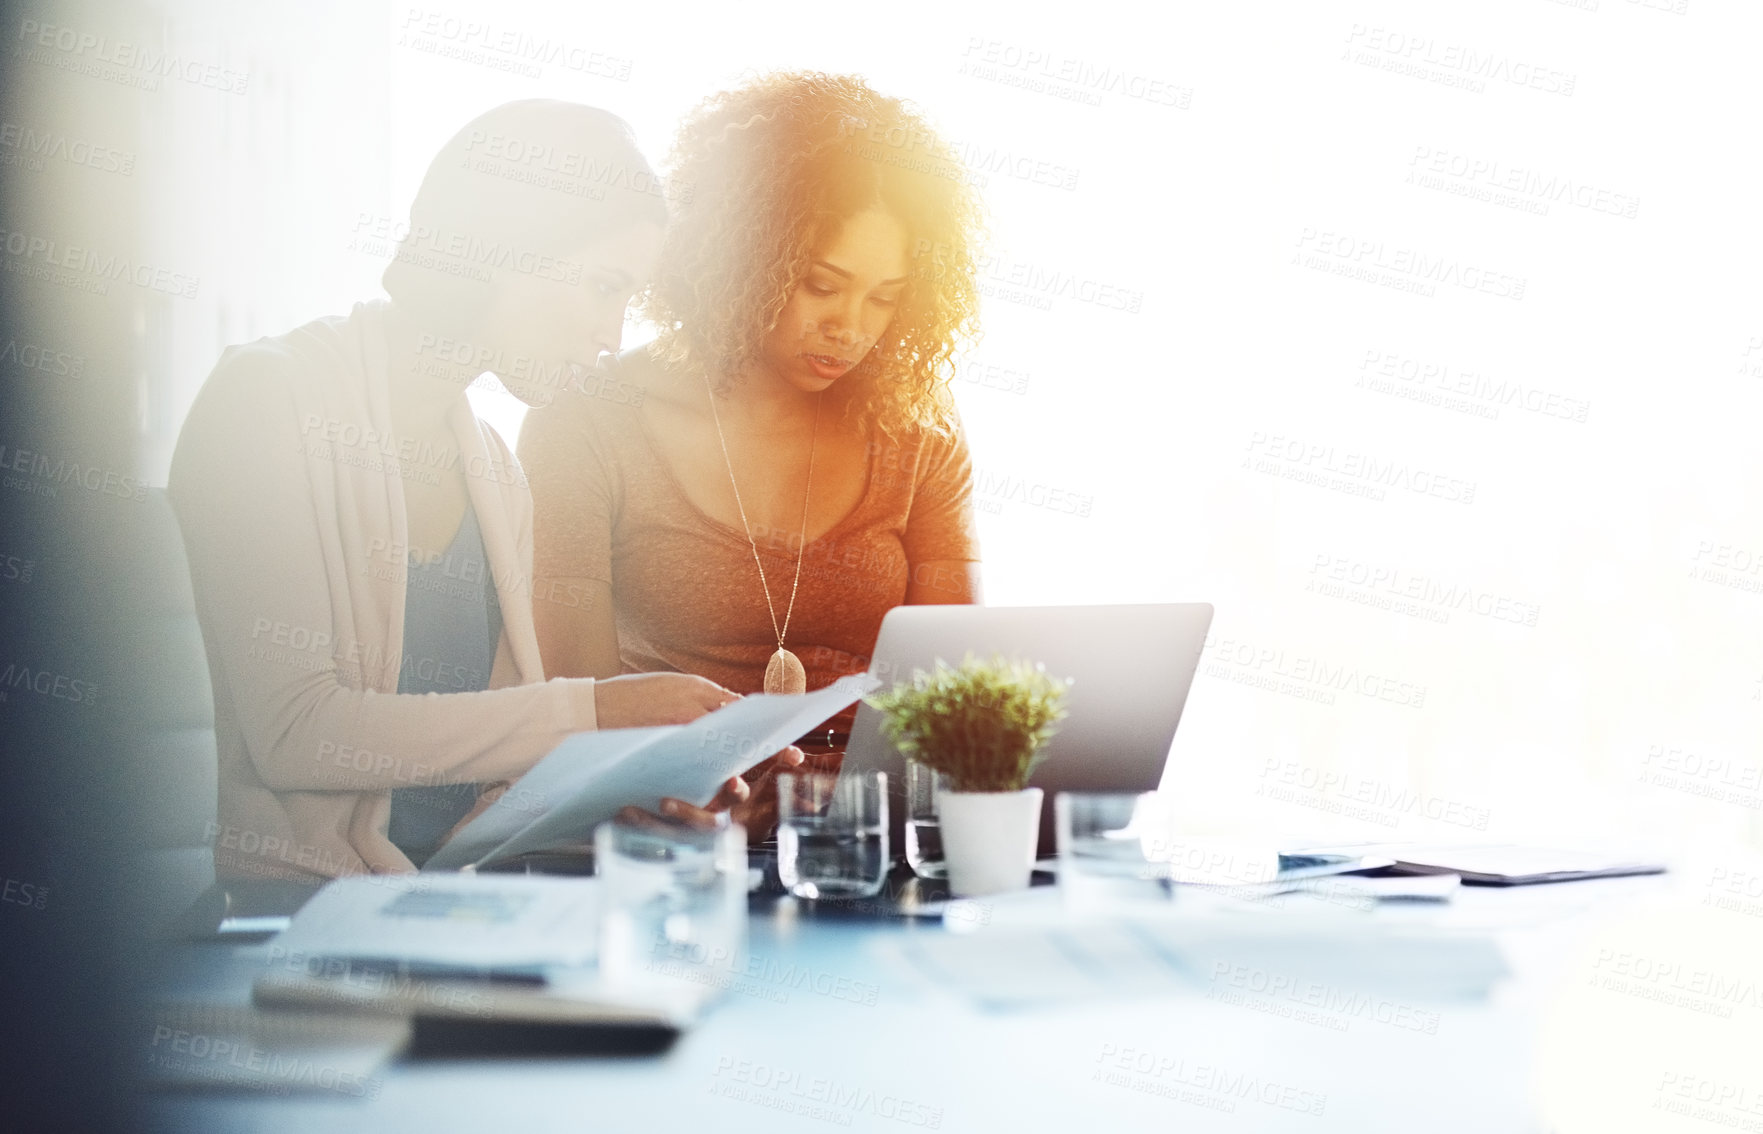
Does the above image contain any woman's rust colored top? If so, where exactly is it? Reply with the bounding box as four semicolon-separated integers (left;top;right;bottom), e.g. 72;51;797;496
519;350;980;695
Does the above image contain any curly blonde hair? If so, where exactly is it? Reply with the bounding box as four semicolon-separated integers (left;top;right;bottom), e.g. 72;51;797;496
641;72;984;437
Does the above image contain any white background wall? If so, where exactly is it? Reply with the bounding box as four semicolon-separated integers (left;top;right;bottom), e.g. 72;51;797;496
141;0;1762;854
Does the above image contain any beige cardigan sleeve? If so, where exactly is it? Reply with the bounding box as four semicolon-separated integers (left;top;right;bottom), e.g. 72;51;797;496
170;349;598;796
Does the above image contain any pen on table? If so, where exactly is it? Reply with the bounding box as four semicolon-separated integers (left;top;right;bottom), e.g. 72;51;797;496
320;959;550;987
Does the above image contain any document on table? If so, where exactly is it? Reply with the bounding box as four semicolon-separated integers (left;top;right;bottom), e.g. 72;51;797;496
877;898;1508;1011
256;874;717;1029
1293;842;1666;885
425;675;877;872
1276;871;1462;902
269;873;603;970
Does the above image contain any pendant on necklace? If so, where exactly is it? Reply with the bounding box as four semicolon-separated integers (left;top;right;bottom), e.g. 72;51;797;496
764;647;807;696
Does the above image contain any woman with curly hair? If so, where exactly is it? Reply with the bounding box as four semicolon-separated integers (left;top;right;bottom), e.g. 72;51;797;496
521;72;984;718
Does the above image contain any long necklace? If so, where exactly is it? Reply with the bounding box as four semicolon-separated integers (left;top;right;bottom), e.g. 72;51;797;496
704;377;821;695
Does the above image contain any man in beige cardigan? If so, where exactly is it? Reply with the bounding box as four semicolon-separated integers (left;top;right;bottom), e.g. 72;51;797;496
169;102;793;881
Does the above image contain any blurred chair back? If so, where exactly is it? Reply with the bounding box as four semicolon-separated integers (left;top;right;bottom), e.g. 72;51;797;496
111;488;218;896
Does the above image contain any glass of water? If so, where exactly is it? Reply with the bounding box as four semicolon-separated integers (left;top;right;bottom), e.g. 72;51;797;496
1055;791;1180;914
777;771;888;900
595;814;747;991
905;761;947;879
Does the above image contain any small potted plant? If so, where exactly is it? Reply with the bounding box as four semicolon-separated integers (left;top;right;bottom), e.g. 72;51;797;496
867;655;1071;896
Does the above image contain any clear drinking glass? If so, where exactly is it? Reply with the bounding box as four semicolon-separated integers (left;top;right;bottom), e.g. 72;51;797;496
595;814;747;991
905;761;948;879
1055;791;1180;913
777;771;888;899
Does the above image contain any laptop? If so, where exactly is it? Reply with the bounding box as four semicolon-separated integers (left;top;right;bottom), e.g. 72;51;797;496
841;603;1214;860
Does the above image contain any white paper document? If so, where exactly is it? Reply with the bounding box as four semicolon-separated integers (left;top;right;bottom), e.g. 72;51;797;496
261;874;725;1027
882;916;1508;1011
270;873;603;970
1295;842;1666;885
424;675;877;872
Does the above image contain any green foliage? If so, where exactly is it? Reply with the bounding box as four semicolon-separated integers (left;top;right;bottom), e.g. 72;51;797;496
866;654;1072;793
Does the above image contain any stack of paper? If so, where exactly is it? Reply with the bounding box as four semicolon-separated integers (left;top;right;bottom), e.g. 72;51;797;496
881;911;1507;1011
265;874;602;972
252;874;712;1031
426;676;875;871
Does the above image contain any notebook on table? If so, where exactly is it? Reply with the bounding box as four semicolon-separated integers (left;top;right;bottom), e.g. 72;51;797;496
1297;843;1667;886
252;873;711;1052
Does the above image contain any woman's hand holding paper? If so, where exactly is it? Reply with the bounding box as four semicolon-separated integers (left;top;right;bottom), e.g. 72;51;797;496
626;744;807;844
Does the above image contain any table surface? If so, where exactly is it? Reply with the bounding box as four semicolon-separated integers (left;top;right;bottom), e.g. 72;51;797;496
131;865;1708;1134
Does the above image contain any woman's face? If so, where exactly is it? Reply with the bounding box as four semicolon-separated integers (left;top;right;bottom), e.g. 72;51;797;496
479;221;664;407
759;208;910;396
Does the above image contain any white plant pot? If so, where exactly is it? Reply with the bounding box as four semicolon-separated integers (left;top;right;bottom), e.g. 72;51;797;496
936;788;1044;897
